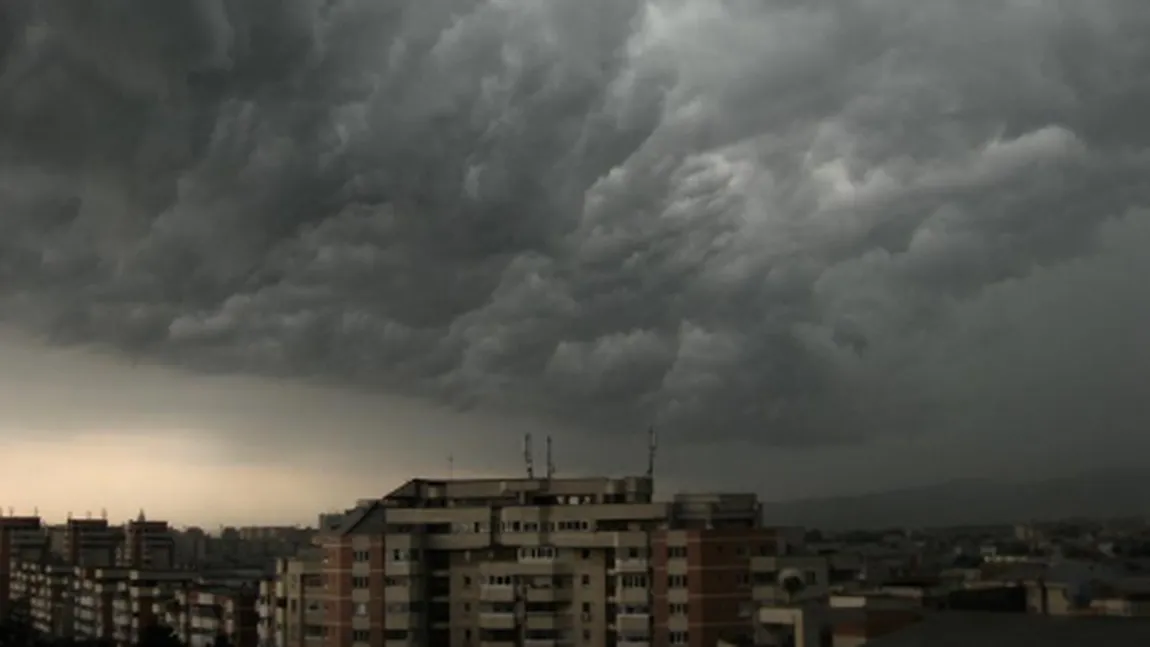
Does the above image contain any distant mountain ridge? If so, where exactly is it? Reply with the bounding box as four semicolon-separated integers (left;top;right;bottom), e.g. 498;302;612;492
760;468;1150;529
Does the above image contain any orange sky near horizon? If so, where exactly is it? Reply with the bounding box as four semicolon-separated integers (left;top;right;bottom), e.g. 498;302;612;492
0;432;376;527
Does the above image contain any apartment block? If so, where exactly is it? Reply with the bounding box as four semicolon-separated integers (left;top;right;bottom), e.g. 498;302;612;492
0;515;47;617
258;578;276;647
110;570;197;646
165;585;260;647
304;476;816;647
73;567;130;641
60;519;123;567
8;560;73;636
262;551;326;647
119;513;176;569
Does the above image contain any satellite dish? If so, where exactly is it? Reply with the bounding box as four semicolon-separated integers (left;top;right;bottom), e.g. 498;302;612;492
778;567;807;603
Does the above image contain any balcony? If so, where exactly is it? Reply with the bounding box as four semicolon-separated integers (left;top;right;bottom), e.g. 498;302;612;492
385;561;420;576
612;559;649;573
614;614;650;633
613;587;650;605
384;612;415;630
524;613;571;631
479;585;516;603
478;612;516;630
384;585;413;603
617;641;650;647
525;587;572;603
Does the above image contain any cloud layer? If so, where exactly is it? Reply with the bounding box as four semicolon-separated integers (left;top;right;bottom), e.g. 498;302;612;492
2;0;1149;449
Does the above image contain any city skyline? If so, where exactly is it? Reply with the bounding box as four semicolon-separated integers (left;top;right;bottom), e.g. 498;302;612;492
3;0;1150;526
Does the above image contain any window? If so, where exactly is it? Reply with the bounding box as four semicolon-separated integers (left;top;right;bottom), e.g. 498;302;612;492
463;576;472;587
351;630;370;642
669;603;688;615
804;570;817;585
667;574;688;588
581;574;591;587
384;577;403;587
667;546;687;559
736;572;750;586
353;550;370;562
519;546;558;560
669;631;688;645
351;576;370;589
621;575;647;588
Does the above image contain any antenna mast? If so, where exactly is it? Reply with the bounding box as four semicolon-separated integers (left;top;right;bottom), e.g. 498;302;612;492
646;426;657;479
524;433;535;479
448;454;454;479
545;436;555;479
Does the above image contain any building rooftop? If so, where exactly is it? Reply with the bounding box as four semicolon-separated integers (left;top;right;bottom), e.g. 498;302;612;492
863;612;1150;646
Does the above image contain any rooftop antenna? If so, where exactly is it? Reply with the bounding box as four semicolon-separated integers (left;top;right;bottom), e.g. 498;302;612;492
448;454;454;479
86;510;92;519
67;511;73;521
646;426;657;480
545;436;555;479
524;433;535;479
101;508;107;520
33;506;39;517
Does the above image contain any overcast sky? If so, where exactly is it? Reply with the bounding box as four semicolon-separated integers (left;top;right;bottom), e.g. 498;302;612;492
2;0;1149;526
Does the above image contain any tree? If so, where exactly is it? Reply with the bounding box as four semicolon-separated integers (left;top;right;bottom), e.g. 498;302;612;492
0;597;36;647
780;574;805;605
136;624;182;647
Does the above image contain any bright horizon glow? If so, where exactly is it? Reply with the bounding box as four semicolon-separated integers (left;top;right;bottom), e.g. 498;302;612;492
0;433;375;527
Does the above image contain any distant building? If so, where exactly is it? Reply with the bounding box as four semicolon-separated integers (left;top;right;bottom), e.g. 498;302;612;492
860;611;1150;646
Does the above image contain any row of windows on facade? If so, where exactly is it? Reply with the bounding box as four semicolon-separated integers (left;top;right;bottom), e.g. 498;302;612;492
355;571;806;591
310;628;686;645
485;520;595;533
294;598;694;619
352;542;777;564
344;568;811;594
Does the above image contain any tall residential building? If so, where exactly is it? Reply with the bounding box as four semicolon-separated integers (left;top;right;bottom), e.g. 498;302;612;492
0;515;47;617
61;518;122;567
264;550;326;647
119;512;176;569
311;476;807;647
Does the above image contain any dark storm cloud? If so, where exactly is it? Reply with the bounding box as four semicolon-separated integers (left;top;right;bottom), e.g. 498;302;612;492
2;0;1149;447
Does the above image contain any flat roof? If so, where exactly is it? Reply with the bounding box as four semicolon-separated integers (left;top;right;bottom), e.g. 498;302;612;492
864;612;1150;646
